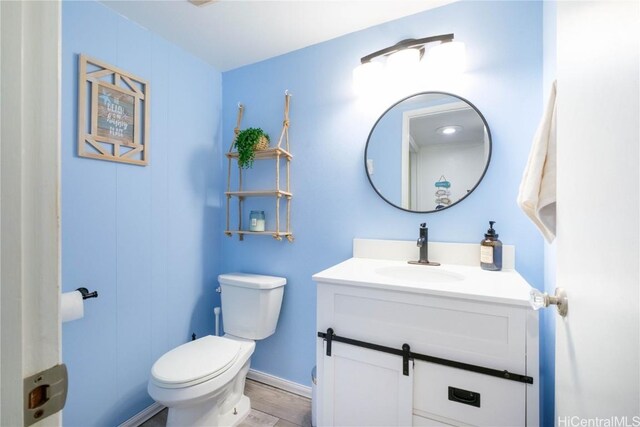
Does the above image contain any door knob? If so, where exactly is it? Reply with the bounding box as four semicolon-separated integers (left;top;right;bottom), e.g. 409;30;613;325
530;287;568;317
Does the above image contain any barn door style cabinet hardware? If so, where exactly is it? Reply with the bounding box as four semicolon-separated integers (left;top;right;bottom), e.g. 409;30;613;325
225;92;293;242
318;328;534;384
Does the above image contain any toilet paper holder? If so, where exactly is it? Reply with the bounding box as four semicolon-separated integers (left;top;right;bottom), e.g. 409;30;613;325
76;287;98;300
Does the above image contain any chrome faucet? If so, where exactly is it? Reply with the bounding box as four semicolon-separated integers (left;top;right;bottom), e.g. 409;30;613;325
409;223;440;266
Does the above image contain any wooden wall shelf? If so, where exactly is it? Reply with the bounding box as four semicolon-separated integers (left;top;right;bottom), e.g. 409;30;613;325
224;230;293;240
225;93;293;242
226;147;293;161
225;190;293;198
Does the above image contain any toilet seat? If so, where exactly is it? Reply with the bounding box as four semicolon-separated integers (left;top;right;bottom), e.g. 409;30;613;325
151;336;241;389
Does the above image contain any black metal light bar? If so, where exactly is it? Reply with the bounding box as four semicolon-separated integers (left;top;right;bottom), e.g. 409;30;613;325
360;33;455;64
318;328;534;385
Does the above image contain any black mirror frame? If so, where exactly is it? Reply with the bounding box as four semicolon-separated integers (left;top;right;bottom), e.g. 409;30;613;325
364;91;492;214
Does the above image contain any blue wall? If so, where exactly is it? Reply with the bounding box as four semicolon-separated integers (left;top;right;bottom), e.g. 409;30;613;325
61;1;222;425
222;0;546;419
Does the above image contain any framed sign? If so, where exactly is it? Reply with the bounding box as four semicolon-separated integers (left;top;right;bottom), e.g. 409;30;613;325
78;55;149;166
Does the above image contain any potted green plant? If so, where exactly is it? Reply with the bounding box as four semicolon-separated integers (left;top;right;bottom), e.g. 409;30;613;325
234;127;270;169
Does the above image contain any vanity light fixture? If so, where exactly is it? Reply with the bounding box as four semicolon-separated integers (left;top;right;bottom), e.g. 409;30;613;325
353;33;466;95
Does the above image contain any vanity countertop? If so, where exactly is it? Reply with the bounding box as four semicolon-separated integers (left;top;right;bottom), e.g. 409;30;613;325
313;257;533;307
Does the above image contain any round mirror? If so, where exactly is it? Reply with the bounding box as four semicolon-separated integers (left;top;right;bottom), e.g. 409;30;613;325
364;92;491;213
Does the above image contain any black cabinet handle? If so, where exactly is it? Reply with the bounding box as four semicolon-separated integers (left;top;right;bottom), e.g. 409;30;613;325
448;386;481;408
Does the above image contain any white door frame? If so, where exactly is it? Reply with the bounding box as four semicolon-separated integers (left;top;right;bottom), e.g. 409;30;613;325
1;0;62;425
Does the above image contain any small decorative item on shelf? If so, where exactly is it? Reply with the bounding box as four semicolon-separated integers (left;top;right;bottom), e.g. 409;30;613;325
234;127;270;169
435;175;452;210
249;211;266;232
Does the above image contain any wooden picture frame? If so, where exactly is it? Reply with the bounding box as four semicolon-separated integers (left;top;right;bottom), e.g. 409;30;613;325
78;54;150;166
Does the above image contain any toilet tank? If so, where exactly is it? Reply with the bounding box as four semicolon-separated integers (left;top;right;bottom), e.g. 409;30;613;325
218;273;286;340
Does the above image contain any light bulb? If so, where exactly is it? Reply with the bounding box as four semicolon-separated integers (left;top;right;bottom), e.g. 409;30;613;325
353;61;384;96
384;48;421;94
426;41;467;76
387;48;421;72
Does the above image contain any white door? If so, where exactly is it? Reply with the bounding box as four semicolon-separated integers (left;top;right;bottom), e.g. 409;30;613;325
0;1;62;425
556;1;639;424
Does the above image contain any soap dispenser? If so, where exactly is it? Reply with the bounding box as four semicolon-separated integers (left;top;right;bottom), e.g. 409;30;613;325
480;221;503;271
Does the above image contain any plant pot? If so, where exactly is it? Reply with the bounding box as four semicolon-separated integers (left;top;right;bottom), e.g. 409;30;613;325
235;128;270;168
255;135;269;151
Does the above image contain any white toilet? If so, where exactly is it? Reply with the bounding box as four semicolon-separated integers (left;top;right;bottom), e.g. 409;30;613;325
148;273;286;426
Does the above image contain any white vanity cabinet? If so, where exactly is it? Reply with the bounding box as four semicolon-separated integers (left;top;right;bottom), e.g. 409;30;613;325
313;242;539;427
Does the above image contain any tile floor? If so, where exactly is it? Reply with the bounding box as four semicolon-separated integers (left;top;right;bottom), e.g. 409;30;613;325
140;379;312;427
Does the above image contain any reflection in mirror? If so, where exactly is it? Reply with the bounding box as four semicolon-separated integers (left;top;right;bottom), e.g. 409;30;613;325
365;92;491;213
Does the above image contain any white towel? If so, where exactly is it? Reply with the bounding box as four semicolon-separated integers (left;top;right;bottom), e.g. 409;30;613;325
518;81;557;243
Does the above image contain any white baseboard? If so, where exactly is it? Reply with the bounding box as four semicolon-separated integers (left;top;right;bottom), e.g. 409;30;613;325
247;369;312;399
118;402;165;427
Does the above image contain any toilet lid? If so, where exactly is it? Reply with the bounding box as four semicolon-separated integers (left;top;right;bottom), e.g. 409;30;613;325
151;336;241;388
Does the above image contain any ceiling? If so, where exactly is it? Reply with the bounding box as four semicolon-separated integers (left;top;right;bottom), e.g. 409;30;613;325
100;0;456;72
411;108;485;147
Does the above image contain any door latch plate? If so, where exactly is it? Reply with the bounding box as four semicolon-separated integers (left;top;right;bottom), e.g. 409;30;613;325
23;364;68;426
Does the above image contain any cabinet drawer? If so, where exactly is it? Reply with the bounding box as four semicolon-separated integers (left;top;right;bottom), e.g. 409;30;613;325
413;361;526;426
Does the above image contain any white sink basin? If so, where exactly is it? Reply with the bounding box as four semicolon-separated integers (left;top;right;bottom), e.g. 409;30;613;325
375;265;465;283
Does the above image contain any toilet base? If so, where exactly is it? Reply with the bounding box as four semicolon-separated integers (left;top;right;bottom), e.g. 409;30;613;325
218;394;250;426
153;338;255;427
166;394;251;427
